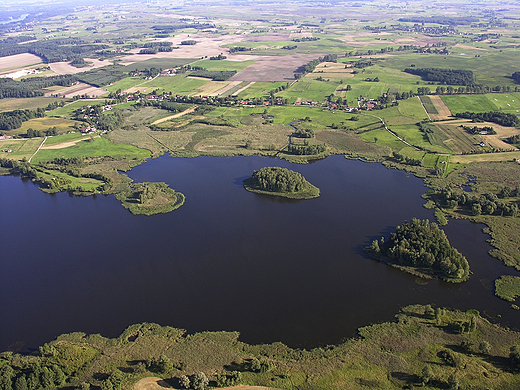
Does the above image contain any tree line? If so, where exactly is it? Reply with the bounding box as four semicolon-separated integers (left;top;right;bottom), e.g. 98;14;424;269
0;75;77;99
294;54;338;79
365;218;470;280
454;111;520;127
0;108;45;131
404;68;474;86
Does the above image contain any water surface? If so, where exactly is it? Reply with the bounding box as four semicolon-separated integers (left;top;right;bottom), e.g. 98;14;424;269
0;155;517;352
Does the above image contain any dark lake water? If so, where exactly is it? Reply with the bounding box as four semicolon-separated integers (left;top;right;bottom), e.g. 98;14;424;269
0;155;518;352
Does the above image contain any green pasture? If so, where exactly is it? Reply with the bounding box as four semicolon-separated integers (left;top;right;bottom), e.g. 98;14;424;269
190;59;255;71
0;138;41;160
279;78;338;103
48;100;105;117
104;77;144;93
442;93;520;114
236;82;290;99
31;137;151;163
43;132;86;146
15;117;80;136
383;50;520;87
358;127;406;151
38;169;104;191
0;97;67;113
140;74;210;94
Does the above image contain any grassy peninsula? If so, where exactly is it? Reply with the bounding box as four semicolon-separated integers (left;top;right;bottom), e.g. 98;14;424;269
243;166;319;199
1;305;520;390
365;218;470;282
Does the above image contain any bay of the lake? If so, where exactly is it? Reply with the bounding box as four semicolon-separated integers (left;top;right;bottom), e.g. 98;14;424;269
0;155;516;352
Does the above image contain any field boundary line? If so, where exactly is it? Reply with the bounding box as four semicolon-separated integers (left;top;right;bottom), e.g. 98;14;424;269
28;136;47;163
358;113;420;151
417;96;431;121
151;106;197;125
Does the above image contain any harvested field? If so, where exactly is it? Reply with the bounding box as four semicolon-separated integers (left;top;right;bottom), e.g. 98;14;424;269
121;34;248;63
484;135;518;150
454;44;488;51
210;80;242;96
312;62;354;79
0;53;42;71
450;151;520;164
232;81;255;96
49;58;114;75
230;54;319;82
428;95;452;120
44;82;108;98
434;122;481;154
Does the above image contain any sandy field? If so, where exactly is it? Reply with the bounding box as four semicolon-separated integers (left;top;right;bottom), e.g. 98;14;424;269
243;33;291;42
133;378;282;390
44;82;107;98
230;54;319;82
49;58;115;75
121;34;247;62
210;80;242;96
41;136;98;150
232;81;255;96
0;53;42;71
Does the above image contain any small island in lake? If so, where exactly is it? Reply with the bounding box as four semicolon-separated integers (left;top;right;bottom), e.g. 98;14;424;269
243;167;320;199
364;218;470;283
115;182;185;215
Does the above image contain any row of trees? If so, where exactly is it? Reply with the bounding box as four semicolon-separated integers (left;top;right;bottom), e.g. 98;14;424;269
294;54;338;78
365;218;470;280
454;111;520;127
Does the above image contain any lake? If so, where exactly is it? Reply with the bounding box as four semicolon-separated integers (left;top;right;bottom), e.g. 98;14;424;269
0;155;517;352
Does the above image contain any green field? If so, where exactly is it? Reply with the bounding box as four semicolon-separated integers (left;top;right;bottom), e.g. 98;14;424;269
104;77;144;93
0;97;67;112
383;51;520;87
190;59;255;71
0;138;42;160
442;93;520;114
236;82;291;99
48;100;105;117
279;78;339;103
138;74;210;94
31;137;151;163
